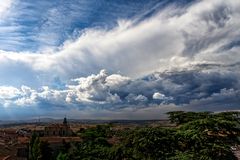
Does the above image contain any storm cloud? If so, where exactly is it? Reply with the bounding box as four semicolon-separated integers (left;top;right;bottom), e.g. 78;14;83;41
0;0;240;119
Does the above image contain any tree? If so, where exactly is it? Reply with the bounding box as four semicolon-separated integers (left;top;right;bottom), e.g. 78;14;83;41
68;125;113;160
167;111;212;125
57;152;70;160
38;141;52;160
29;134;40;160
174;112;240;159
122;127;177;159
42;111;240;160
29;134;53;160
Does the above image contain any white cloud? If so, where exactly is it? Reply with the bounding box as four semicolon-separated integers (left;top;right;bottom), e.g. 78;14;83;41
66;70;123;104
0;70;127;107
0;86;36;107
0;67;239;119
0;86;21;100
153;92;173;101
0;85;68;107
105;74;130;89
0;0;13;18
125;94;148;103
0;0;238;86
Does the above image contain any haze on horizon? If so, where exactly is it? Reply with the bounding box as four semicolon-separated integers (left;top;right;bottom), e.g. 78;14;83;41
0;0;240;120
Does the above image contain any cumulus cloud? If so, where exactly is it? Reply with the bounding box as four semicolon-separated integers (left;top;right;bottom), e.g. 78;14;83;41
153;92;173;101
0;86;21;100
125;94;148;103
0;85;68;108
0;66;239;109
66;70;122;104
0;86;36;107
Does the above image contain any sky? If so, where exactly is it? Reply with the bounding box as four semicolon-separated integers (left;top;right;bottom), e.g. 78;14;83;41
0;0;240;120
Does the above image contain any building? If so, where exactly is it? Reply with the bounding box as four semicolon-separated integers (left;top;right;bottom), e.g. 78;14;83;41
44;117;72;136
17;136;82;160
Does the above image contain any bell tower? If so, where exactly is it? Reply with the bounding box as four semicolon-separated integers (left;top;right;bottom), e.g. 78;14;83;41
63;117;67;125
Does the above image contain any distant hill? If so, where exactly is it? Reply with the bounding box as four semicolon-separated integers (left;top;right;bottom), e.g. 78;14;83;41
0;118;168;128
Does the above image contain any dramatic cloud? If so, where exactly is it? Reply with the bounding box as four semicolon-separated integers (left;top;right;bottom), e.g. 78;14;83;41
0;0;239;119
1;65;239;115
66;70;122;104
0;0;239;86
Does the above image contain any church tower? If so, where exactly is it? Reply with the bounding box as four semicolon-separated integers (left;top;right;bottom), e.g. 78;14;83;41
63;117;67;125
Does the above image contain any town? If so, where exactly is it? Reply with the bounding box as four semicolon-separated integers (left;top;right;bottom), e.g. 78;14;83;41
0;117;171;160
0;117;81;159
0;112;240;159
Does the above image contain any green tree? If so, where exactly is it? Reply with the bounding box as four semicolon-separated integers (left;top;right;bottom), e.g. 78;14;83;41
29;134;40;160
57;152;70;160
174;113;240;159
29;134;53;160
49;111;240;160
